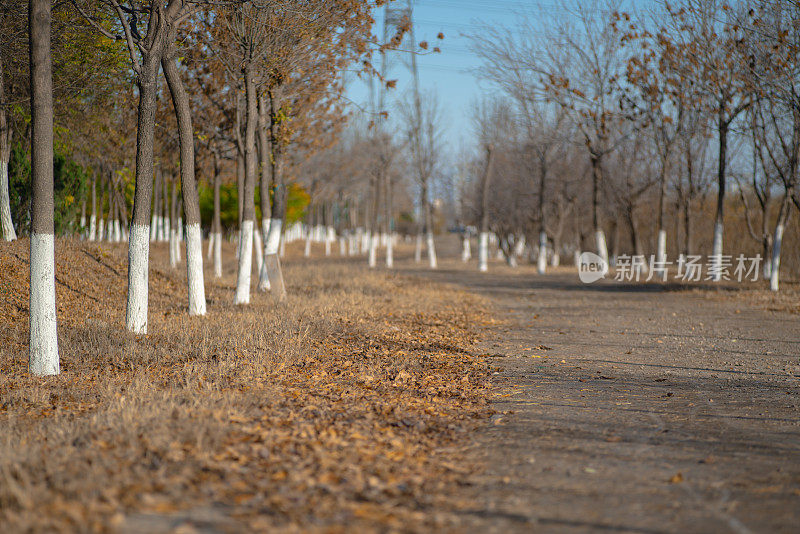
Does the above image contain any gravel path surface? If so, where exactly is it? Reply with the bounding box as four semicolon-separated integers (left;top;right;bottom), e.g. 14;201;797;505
407;263;800;533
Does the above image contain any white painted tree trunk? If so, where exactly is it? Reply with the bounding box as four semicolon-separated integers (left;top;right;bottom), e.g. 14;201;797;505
126;224;150;334
368;232;378;268
88;214;96;241
29;233;59;375
655;229;667;281
339;236;346;256
150;213;158;242
595;230;608;264
479;231;489;272
169;227;178;268
114;219;122;242
253;227;263;277
234;220;254;305
512;235;526;267
257;218;271;292
263;218;283;294
770;222;784;292
163;216;170;243
414;233;422;263
177;218;182;262
185;223;206;315
304;227;312;257
551;251;560;267
462;234;471;262
212;231;222;278
710;222;724;282
537;231;548;274
207;232;214;260
1;160;17;241
427;233;437;269
386;233;394;268
324;227;332;256
97;218;105;242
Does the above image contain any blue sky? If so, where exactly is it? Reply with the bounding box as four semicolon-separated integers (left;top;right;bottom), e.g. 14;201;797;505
347;0;535;151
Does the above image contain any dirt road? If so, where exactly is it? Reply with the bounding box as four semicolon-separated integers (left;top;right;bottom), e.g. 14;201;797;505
404;261;800;533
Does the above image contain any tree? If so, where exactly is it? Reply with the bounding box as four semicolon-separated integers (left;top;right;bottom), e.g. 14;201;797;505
28;0;59;375
399;90;442;270
0;49;16;241
742;1;800;290
663;0;752;281
161;24;206;315
538;1;629;264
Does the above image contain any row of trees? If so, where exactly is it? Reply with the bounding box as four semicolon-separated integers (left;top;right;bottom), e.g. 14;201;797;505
463;0;800;287
3;0;395;376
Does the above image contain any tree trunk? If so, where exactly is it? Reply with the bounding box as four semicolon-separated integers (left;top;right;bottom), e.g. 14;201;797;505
762;235;772;279
384;174;393;268
212;153;222;278
710;117;728;281
150;168;159;241
257;93;272;291
479;146;494;272
537;231;547;274
162;52;206;315
626;208;647;276
97;177;105;241
0;59;17;241
683;198;692;256
169;176;178;268
590;155;609;263
234;65;258;305
462;232;471;262
2;164;18;243
770;194;791;292
368;174;380;268
594;229;608;265
111;184;120;242
161;168;169;241
103;176;112;241
260;89;286;300
655;229;667;281
304;212;313;258
655;161;668;279
28;0;59;375
125;54;164;333
236;153;244;229
537;155;547;274
88;174;96;241
79;195;86;239
253;225;263;277
385;231;394;268
264;181;286;300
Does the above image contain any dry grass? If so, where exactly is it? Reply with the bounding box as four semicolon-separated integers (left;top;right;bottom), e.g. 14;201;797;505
0;238;494;532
